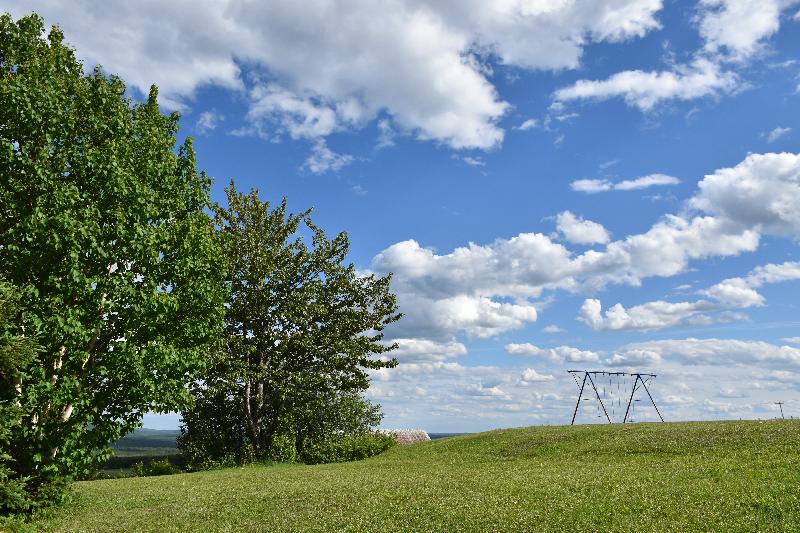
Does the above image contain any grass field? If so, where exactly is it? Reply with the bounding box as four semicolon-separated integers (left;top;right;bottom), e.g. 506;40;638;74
31;420;800;532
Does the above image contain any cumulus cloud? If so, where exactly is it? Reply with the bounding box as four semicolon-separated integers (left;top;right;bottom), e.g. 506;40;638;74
505;343;600;363
542;325;565;333
371;151;794;354
302;139;354;174
703;261;800;307
618;338;800;367
554;0;798;111
571;174;680;193
390;338;467;363
521;368;555;383
578;260;800;332
11;0;666;151
603;349;663;366
579;298;719;331
690;152;800;236
555;211;611;245
243;83;357;141
553;58;739;111
697;0;794;62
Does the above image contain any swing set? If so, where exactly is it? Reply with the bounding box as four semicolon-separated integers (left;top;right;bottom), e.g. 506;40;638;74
568;370;664;425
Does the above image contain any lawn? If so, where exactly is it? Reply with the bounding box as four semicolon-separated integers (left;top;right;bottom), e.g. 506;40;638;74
31;420;800;532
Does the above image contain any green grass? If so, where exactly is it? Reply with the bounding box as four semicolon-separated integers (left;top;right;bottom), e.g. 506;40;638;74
31;420;800;532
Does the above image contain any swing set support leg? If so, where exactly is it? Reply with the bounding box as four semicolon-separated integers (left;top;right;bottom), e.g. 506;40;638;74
639;379;665;422
623;375;640;423
571;373;588;426
587;373;612;424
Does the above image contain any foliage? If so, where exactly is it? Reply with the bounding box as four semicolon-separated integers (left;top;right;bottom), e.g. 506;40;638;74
0;12;225;507
0;280;40;514
29;421;800;531
298;431;396;465
179;183;400;466
130;458;180;478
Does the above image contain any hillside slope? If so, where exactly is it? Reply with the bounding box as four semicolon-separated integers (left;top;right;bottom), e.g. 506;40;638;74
33;420;800;532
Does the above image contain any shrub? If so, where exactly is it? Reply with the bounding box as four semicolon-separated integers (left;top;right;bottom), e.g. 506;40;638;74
299;432;396;465
131;458;180;477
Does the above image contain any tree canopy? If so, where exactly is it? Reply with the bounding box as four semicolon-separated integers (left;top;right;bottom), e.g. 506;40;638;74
0;13;225;501
179;183;401;466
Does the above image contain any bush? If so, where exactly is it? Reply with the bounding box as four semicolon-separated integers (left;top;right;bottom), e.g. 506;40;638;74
131;458;180;477
299;432;396;465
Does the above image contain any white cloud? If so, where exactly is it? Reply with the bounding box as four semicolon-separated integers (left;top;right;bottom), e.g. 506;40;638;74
12;0;667;151
553;58;739;111
579;298;719;331
244;83;352;140
615;173;681;190
390;338;467;363
514;118;539;131
302;139;354;174
603;349;663;366
703;261;800;307
697;0;795;62
371;151;794;351
690;152;800;237
542;325;565;333
571;174;680;193
783;337;800;344
457;156;486;167
195;110;223;134
578;261;800;333
505;343;600;363
521;368;555;383
555;211;611;245
702;278;765;307
553;0;798;113
376;119;395;148
618;338;800;367
605;214;759;280
765;126;792;143
570;178;613;193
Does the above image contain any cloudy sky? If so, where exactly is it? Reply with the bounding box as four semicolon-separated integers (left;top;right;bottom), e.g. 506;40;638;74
10;0;800;431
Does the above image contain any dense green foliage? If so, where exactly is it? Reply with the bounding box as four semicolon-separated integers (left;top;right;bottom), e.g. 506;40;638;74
0;280;40;514
298;431;396;465
179;184;401;467
0;13;225;507
29;421;800;531
130;458;180;478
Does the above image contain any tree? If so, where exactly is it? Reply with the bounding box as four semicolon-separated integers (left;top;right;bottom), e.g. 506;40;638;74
179;183;400;465
0;279;38;514
0;13;225;503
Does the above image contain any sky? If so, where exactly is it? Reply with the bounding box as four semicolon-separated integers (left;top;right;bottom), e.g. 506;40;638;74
9;0;800;432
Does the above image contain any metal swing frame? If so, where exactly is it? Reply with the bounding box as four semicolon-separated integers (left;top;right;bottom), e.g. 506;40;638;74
568;370;664;425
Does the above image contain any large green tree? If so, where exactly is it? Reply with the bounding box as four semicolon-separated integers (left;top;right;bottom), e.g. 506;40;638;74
179;184;400;465
0;13;225;500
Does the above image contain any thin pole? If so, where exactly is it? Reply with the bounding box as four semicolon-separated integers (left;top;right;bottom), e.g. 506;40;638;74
623;375;640;423
571;373;588;426
639;377;665;422
776;401;785;420
587;372;612;424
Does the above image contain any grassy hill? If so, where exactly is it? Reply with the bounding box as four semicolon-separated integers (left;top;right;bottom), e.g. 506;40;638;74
32;420;800;532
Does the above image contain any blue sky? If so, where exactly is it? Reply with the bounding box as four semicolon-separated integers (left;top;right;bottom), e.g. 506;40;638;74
11;0;800;431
